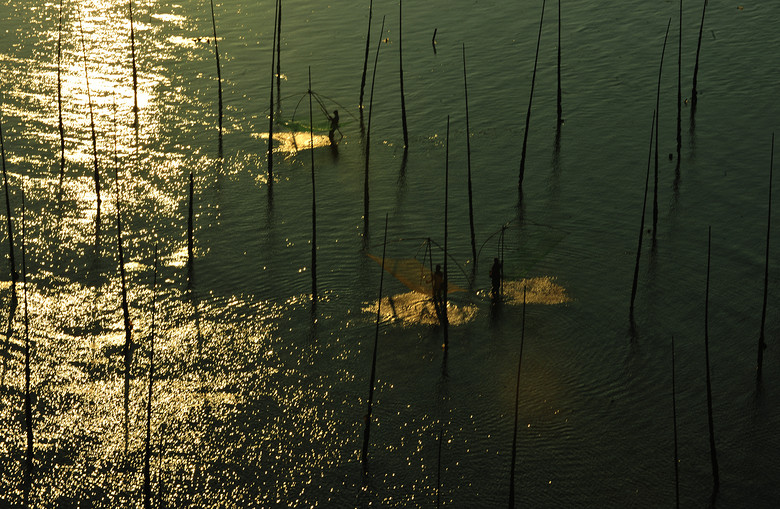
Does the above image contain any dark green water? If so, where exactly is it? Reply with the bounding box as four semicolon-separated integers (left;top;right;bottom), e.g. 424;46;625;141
0;0;779;506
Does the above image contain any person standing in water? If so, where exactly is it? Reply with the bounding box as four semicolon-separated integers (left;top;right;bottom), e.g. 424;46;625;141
328;110;340;142
432;264;444;303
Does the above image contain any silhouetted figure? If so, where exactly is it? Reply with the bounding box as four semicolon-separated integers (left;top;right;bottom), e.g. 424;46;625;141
432;264;444;303
328;109;340;142
489;257;502;300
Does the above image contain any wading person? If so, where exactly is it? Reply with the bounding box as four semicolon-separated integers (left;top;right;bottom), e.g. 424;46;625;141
431;264;444;303
328;109;340;142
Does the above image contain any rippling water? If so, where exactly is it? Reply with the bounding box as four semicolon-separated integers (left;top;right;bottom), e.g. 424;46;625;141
1;0;779;506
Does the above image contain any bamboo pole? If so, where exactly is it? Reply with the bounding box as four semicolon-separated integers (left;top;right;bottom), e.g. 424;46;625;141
359;0;373;109
309;68;317;303
629;110;656;323
143;246;158;509
757;133;774;382
399;0;409;149
130;0;140;152
671;335;680;509
443;116;450;349
77;8;101;253
462;44;477;270
209;0;223;158
21;184;33;508
188;171;194;286
518;0;546;192
691;0;708;107
364;16;385;232
276;0;282;110
57;0;65;192
704;226;719;491
361;213;389;474
653;19;671;242
676;0;682;171
556;0;562;125
267;0;279;186
508;286;526;508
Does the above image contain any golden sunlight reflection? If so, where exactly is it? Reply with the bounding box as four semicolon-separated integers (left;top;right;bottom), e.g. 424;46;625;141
362;292;479;326
255;131;334;155
494;277;571;306
362;277;569;326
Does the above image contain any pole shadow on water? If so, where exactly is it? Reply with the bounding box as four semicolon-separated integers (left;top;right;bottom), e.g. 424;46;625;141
508;286;526;508
361;213;389;476
21;184;33;508
435;347;449;507
756;133;773;385
629;110;656;329
394;150;409;216
143;247;158;509
0;112;18;387
77;7;102;257
703;227;719;494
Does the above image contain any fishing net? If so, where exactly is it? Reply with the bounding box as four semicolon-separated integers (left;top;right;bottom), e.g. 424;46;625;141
366;254;466;297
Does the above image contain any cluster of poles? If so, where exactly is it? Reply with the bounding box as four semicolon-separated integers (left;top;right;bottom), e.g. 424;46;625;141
0;0;775;506
623;1;775;506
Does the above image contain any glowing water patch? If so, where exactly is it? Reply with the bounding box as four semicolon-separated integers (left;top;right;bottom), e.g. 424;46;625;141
362;292;479;327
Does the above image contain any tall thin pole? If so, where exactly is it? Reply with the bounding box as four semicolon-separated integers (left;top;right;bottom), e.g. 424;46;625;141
704;226;720;491
275;0;282;109
130;0;140;151
672;335;680;509
209;0;223;158
556;0;562;125
399;0;409;149
364;16;385;231
508;286;527;507
267;0;279;186
518;0;546;191
443;116;450;349
188;171;194;286
691;0;708;106
463;44;477;269
629;110;656;323
359;0;373;109
757;133;774;382
653;20;672;241
361;213;389;474
57;0;65;190
676;0;682;170
309;68;317;303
